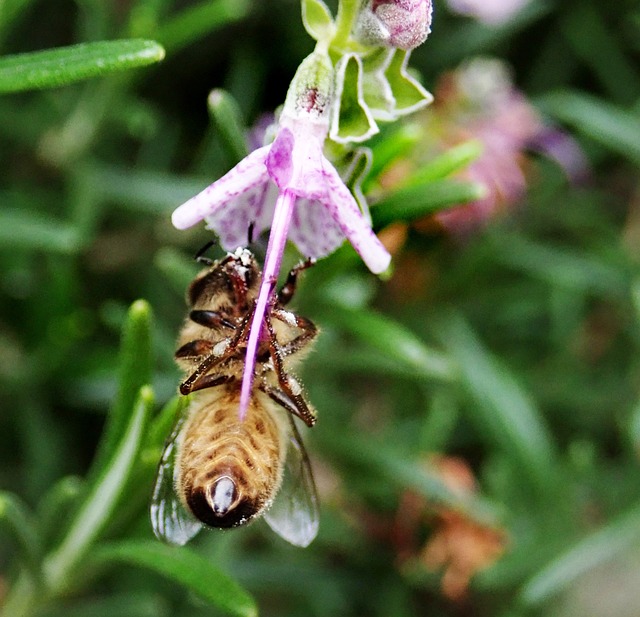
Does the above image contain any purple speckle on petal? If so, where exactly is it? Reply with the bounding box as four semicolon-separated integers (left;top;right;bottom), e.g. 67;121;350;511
266;128;294;188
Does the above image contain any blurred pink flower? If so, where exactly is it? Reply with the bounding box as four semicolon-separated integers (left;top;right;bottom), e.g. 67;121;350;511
446;0;531;25
415;58;588;234
433;58;542;233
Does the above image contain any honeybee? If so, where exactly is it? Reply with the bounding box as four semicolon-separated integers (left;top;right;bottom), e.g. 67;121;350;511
150;247;319;547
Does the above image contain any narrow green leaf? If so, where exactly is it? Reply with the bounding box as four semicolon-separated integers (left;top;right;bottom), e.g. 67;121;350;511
0;209;80;252
0;39;165;94
44;387;153;592
91;300;153;478
520;502;640;605
301;0;335;43
434;313;558;493
157;0;250;54
0;491;42;583
90;541;257;617
367;123;423;185
207;89;249;165
372;178;486;228
405;140;484;186
538;90;640;165
317;304;457;382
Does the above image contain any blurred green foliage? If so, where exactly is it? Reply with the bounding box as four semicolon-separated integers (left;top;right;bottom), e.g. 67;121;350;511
1;1;640;616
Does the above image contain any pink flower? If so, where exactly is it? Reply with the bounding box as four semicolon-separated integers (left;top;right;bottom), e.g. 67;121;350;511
171;51;391;418
355;0;433;50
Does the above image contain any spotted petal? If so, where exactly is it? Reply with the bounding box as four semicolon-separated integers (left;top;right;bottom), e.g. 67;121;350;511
171;146;271;235
315;159;391;274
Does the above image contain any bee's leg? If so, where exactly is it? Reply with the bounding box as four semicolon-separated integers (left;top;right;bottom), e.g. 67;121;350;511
277;258;315;306
175;339;214;359
264;315;317;427
180;305;254;395
260;383;317;427
271;309;318;356
184;373;235;394
194;240;216;265
189;310;237;330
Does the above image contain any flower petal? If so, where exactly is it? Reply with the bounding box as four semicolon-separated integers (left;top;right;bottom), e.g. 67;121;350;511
288;196;346;259
205;180;276;250
171;146;270;230
319;159;391;273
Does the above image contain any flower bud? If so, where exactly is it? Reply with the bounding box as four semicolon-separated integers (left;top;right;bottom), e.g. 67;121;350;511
282;50;334;123
354;0;433;50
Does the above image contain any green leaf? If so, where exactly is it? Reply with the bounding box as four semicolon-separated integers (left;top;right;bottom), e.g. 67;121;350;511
520;502;640;605
405;140;484;186
90;541;257;617
372;178;486;228
90;300;153;478
156;0;250;54
330;54;378;143
43;387;154;592
367;123;423;185
434;313;558;493
0;39;165;94
207;89;249;165
301;0;335;43
317;304;457;383
0;491;42;583
538;90;640;165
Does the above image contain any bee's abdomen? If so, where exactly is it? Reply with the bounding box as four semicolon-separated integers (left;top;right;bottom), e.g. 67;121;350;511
177;389;283;529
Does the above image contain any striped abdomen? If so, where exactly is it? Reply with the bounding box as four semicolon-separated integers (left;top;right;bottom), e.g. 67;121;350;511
176;387;285;528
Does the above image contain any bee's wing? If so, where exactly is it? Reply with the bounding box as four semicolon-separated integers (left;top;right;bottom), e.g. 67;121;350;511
150;416;202;546
264;416;319;547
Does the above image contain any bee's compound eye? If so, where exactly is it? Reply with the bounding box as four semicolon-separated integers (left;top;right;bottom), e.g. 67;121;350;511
209;476;237;516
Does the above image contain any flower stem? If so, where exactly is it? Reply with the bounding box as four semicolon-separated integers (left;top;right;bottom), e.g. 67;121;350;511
333;0;361;49
239;189;296;419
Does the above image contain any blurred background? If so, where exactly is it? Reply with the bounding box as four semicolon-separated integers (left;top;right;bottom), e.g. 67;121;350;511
2;1;640;616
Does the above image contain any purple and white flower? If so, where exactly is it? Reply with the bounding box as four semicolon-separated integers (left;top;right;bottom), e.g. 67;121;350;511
354;0;433;50
171;51;391;418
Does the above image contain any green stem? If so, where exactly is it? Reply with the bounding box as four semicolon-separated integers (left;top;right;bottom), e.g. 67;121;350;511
332;0;361;49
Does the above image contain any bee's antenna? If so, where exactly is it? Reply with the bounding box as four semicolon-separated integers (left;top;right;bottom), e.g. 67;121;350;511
247;221;255;245
195;240;216;266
